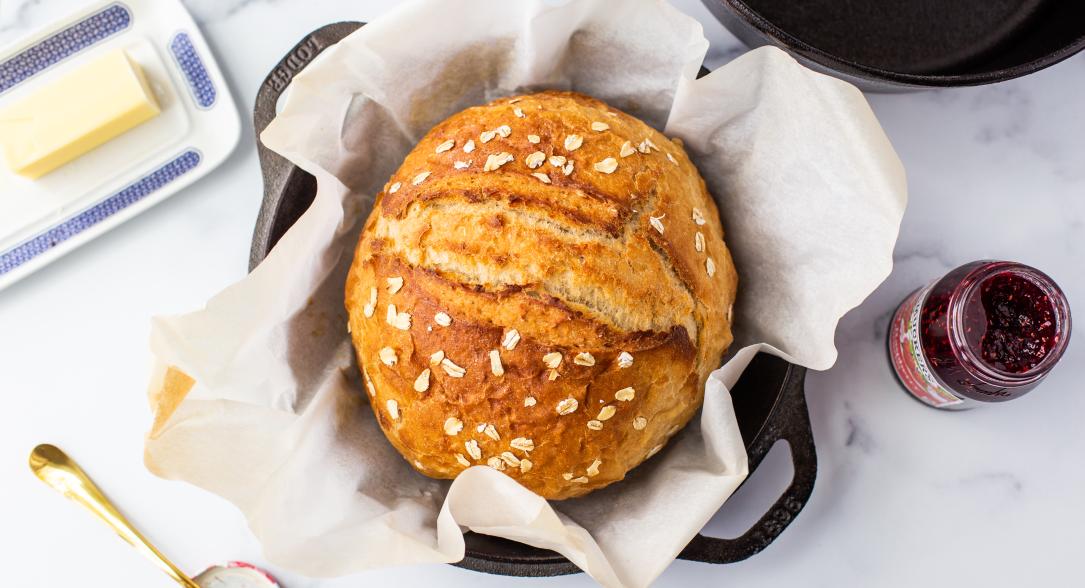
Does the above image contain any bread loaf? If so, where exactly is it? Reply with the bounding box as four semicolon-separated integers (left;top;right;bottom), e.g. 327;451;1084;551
345;91;737;499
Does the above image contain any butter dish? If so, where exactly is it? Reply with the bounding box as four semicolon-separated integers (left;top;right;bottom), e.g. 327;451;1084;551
0;0;239;291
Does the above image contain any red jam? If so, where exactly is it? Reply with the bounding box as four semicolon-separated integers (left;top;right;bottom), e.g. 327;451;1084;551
889;261;1071;409
965;272;1058;373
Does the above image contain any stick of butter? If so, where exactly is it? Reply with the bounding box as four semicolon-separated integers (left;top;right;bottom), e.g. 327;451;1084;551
0;49;160;179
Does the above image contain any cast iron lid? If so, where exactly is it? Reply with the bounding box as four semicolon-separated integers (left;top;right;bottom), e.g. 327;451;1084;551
705;0;1085;85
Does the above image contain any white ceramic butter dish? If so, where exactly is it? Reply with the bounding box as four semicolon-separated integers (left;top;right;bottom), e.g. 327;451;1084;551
0;0;240;291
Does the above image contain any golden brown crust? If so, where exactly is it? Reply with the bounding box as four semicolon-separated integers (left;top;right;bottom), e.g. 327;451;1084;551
345;91;737;499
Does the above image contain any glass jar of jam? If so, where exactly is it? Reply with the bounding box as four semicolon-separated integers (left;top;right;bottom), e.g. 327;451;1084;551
889;260;1071;409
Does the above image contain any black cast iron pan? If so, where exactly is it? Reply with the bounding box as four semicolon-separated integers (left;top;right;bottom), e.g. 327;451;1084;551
702;0;1085;90
249;22;816;577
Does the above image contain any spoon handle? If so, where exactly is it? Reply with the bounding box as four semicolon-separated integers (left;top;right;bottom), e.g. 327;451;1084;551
29;444;200;588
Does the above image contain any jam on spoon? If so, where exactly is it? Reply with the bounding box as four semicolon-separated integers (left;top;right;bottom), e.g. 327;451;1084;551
889;261;1071;409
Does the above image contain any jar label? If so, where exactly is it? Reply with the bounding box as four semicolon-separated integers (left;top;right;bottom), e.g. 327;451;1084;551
889;286;964;408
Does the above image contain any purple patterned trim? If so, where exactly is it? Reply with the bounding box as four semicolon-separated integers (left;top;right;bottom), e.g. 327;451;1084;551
0;150;201;276
169;32;216;108
0;4;132;95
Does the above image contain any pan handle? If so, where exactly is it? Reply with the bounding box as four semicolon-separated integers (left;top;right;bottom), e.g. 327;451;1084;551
680;364;816;564
249;21;365;270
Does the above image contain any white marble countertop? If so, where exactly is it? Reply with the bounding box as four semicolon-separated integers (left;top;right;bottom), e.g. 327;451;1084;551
1;1;1082;586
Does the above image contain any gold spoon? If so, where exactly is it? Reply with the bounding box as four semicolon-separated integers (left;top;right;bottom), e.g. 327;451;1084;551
29;443;200;588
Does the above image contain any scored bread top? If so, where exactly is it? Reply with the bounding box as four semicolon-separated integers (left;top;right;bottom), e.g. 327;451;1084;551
345;91;737;499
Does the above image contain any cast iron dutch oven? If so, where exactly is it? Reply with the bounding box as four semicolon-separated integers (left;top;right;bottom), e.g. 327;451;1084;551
249;22;816;577
702;0;1085;90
